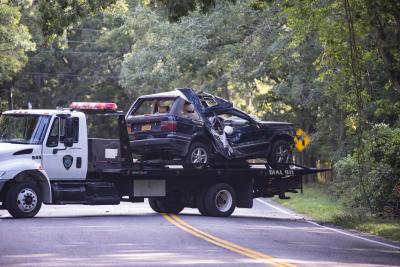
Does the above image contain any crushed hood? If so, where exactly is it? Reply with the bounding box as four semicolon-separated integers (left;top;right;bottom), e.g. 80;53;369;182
258;121;294;128
177;88;233;113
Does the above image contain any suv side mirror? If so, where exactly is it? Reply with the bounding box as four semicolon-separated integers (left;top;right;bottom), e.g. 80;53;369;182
64;117;74;147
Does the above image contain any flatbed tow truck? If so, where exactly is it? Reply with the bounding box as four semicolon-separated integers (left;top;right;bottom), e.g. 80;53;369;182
0;103;329;218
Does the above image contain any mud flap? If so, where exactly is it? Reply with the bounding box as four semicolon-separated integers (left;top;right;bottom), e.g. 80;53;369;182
236;178;254;208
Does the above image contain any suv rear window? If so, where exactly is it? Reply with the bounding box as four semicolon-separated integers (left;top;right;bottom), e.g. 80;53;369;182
132;98;175;116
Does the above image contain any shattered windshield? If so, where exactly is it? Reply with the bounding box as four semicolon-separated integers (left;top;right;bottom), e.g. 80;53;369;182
0;114;51;144
249;114;261;122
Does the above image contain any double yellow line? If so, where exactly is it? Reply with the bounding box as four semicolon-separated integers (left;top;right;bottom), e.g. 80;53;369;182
162;213;296;267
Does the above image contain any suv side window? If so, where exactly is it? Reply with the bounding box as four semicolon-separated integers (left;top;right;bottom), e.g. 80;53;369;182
46;118;59;147
179;101;201;121
131;99;175;116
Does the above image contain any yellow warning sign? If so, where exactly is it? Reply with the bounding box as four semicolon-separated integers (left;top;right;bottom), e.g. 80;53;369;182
294;128;311;152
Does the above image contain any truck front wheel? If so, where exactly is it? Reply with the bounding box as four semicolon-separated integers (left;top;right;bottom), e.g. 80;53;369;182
6;181;42;218
204;183;236;217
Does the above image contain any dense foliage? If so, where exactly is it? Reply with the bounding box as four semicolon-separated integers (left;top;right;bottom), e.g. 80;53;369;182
335;125;400;212
0;0;399;214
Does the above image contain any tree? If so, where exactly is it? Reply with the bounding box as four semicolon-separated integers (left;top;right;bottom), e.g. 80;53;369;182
38;0;118;41
0;0;129;111
0;3;35;109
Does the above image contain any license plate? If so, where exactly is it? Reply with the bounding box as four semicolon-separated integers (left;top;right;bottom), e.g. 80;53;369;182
141;124;151;131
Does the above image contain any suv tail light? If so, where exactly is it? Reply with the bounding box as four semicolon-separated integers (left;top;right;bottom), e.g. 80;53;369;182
161;120;177;131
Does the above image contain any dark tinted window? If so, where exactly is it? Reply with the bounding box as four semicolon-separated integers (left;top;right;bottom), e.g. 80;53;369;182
46;118;59;147
60;117;79;143
87;114;120;139
47;117;79;146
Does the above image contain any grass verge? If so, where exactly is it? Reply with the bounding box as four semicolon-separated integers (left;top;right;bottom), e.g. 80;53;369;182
273;183;400;242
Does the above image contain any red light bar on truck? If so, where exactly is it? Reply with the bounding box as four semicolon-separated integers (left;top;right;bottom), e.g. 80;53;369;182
70;102;118;111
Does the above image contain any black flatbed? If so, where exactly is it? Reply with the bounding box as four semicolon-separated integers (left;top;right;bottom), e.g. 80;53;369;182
83;111;331;215
126;162;328;178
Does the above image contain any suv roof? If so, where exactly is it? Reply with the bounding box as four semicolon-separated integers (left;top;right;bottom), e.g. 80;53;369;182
139;90;186;99
138;88;234;113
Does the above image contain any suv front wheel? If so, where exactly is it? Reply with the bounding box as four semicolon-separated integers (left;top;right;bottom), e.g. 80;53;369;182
268;140;293;164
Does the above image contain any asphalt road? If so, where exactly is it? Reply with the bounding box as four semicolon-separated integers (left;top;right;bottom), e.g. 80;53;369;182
0;199;399;267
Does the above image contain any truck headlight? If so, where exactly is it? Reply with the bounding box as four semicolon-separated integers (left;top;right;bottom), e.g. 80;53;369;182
0;171;5;177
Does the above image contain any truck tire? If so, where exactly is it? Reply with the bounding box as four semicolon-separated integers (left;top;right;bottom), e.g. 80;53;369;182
148;198;162;213
196;186;208;216
156;197;184;214
204;183;236;217
6;181;42;218
268;140;293;165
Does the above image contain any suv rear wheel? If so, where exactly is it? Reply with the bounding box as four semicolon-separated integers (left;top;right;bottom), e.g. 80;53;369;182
186;142;210;168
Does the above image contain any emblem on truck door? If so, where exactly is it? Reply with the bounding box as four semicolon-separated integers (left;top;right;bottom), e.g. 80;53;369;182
63;155;74;170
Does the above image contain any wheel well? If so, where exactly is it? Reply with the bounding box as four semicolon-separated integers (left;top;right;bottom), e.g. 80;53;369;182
191;135;211;146
272;134;294;144
4;171;52;204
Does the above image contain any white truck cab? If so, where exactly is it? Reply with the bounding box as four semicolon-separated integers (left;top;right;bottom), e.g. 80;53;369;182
0;107;91;217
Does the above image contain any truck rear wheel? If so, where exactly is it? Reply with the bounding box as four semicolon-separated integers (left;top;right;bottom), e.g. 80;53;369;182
6;181;42;218
196;186;208;216
148;198;162;213
155;197;184;214
204;183;236;217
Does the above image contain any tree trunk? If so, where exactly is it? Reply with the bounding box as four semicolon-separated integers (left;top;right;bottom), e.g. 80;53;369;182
368;3;400;93
8;86;13;110
338;109;346;143
223;86;230;101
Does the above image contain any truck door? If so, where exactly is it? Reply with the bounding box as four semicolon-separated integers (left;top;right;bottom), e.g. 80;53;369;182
42;115;87;180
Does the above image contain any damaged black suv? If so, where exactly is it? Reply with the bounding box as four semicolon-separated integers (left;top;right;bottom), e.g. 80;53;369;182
126;88;295;165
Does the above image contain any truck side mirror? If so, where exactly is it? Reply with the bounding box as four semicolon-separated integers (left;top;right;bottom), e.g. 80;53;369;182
64;117;74;147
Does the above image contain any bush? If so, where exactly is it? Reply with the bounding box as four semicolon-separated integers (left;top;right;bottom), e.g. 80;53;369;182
334;124;400;214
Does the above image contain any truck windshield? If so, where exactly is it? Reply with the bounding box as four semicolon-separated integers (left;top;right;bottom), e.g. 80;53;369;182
0;114;51;144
